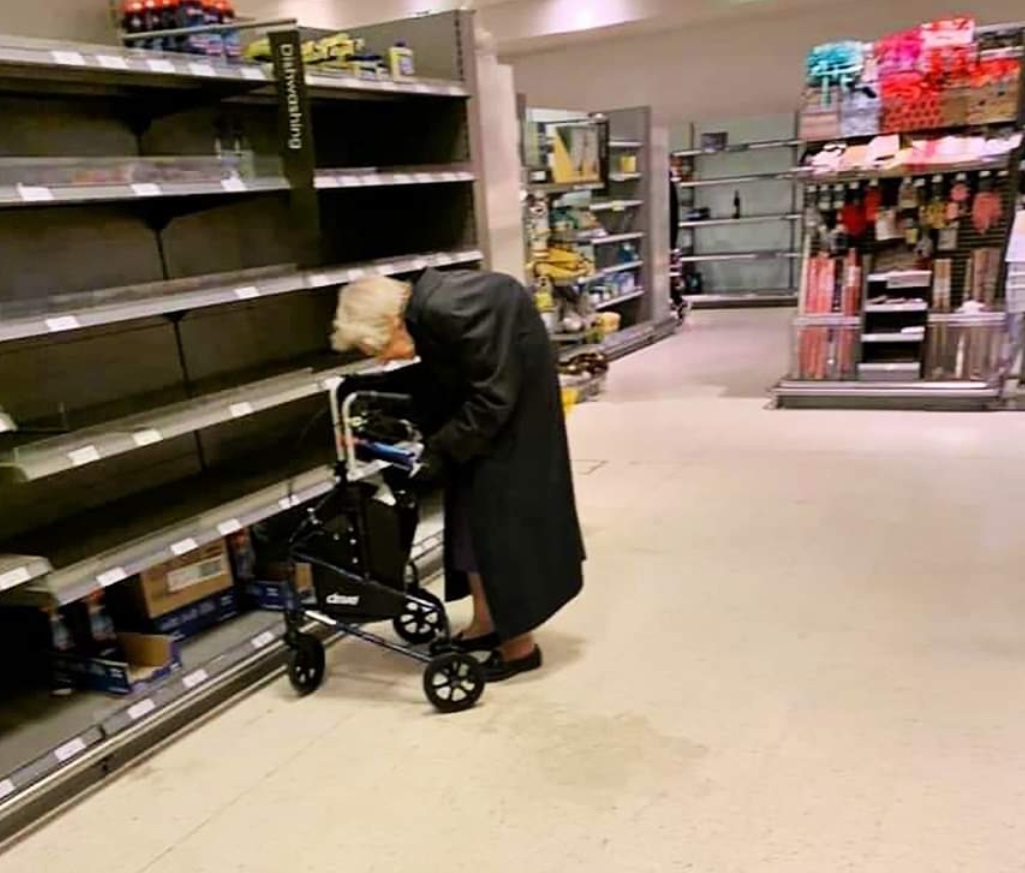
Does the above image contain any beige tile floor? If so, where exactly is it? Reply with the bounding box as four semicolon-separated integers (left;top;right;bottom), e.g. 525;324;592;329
8;308;1025;872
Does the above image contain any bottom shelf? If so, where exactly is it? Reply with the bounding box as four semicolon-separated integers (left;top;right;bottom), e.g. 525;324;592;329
684;291;798;310
773;379;1001;411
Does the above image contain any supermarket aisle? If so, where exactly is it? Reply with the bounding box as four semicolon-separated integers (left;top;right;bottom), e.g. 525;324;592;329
8;311;1025;873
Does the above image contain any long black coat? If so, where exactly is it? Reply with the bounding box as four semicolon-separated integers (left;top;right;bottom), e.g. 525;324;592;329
404;269;584;640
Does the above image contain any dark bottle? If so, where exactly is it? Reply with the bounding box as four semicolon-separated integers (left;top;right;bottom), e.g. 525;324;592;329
121;0;148;48
732;189;741;220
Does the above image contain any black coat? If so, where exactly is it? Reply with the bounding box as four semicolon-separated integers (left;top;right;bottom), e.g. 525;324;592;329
404;269;584;640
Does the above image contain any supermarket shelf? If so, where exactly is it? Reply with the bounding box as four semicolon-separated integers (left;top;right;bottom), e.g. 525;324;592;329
685;291;798;310
0;508;446;843
584;231;644;246
679;213;801;229
594;289;644;309
867;270;933;288
677;172;795;189
677;251;800;263
609;172;643;182
315;166;474;190
0;175;288;209
929;311;1005;326
25;466;339;608
609;140;643;149
590;199;643;212
798;155;1012;185
1;367;368;483
0;554;52;594
673;138;800;158
0;35;468;101
528;180;604;195
865;301;929;313
861;332;925;343
598;260;644;277
0;248;483;345
774;378;1000;410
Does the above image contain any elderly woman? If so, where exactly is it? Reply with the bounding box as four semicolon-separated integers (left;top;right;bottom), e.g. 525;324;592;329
331;268;584;681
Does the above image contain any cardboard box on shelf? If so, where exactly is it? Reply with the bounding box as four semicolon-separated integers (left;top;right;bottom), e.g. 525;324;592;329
245;563;315;612
52;632;181;696
124;540;234;620
143;589;240;640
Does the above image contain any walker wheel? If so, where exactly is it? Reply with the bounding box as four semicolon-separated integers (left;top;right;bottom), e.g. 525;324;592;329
393;589;447;645
287;633;325;696
423;652;485;713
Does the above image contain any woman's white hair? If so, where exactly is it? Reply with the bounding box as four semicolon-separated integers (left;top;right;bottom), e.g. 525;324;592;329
330;275;410;353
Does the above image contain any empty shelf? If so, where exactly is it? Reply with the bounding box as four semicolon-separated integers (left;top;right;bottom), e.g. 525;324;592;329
609;140;643;149
584;232;644;246
677;172;796;189
861;332;925;343
0;554;52;594
315;166;474;189
591;199;643;212
594;289;644;309
864;301;929;313
673;138;800;157
679;214;801;228
678;251;800;263
608;173;642;182
598;261;644;277
0;249;483;344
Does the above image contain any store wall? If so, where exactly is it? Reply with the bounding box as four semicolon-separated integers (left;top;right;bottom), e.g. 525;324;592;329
507;0;1025;123
0;0;112;42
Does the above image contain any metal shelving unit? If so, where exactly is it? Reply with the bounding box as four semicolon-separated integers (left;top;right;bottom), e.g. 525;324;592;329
0;9;484;839
671;115;803;308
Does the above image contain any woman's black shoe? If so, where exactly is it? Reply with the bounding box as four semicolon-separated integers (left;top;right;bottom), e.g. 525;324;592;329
431;631;500;655
482;646;543;682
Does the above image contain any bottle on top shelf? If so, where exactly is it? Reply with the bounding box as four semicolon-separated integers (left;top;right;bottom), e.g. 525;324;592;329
732;190;742;219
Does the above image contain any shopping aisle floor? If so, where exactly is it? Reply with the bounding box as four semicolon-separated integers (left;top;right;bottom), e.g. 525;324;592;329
8;309;1025;872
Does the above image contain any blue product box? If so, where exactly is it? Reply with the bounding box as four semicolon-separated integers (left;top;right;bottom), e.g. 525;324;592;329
146;589;239;640
52;632;181;696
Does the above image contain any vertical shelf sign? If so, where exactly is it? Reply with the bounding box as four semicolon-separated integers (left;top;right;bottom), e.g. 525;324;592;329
269;27;322;268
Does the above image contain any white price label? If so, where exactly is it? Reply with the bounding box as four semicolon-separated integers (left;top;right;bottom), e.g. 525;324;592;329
182;669;208;690
318;175;340;189
612;203;626;213
0;779;14;801
347;268;367;281
447;85;464;96
133;428;162;447
392;174;412;185
240;66;266;81
97;54;130;70
221;177;247;193
376;264;397;276
251;630;275;650
337;176;359;188
45;315;80;332
217;519;242;536
170;537;198;557
411;259;429;271
188;62;217;78
234;285;260;300
414;83;431;94
131;182;162;198
146;58;176;74
0;567;32;591
96;567;127;588
278;496;300;510
54;737;86;763
364;174;383;187
18;185;54;203
414;173;433;184
52;50;86;66
68;445;101;467
127;699;156;721
230;401;254;418
308;274;331;287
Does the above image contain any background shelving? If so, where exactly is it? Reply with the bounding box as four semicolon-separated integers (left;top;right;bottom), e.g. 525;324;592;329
670;113;802;308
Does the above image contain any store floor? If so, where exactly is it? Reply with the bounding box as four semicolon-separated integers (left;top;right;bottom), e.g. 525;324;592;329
8;309;1025;872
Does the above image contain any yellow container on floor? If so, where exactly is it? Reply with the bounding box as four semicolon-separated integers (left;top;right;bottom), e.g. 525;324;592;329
561;387;580;415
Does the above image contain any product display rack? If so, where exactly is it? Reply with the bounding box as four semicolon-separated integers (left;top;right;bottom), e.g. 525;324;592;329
671;117;803;309
0;10;483;840
775;19;1025;410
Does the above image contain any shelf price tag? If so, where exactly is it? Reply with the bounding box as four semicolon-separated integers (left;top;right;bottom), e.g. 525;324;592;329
414;83;431;94
127;699;156;721
0;567;32;592
182;668;209;690
18;185;55;203
54;737;86;763
347;268;367;281
364;174;383;187
234;286;260;300
68;445;101;467
278;495;301;510
308;274;331;287
414;173;434;184
131;182;162;198
51;50;86;66
230;401;254;418
318;175;341;189
170;537;199;557
96;567;127;588
239;66;266;81
217;518;242;536
188;62;218;78
375;264;397;276
45;315;80;332
251;630;276;650
221;177;247;193
133;428;162;447
146;58;176;74
97;54;130;70
0;779;14;801
379;80;400;91
411;259;429;271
